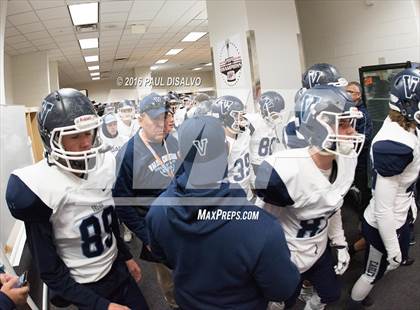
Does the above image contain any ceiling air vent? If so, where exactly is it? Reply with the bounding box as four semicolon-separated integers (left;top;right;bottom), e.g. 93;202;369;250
75;24;97;33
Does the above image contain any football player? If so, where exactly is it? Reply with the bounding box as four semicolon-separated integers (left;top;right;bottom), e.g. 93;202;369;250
348;68;420;309
100;113;127;157
256;85;365;310
247;91;285;178
104;103;116;115
283;63;348;150
174;95;192;128
100;112;133;242
6;89;148;310
117;100;139;140
215;95;253;200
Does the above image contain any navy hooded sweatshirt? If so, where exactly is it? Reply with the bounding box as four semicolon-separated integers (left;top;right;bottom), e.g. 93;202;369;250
146;172;300;310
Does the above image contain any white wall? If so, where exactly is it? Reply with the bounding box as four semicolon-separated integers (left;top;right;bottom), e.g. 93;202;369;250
0;0;7;106
12;52;49;107
296;0;420;82
4;53;13;105
246;1;302;90
207;0;254;106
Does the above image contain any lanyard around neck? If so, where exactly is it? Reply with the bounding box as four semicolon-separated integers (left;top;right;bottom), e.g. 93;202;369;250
139;129;174;178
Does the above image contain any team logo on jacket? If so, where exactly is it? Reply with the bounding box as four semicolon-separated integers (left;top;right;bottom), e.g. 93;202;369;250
148;153;177;177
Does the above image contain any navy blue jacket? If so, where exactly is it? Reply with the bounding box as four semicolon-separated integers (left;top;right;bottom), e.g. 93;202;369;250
113;133;179;245
282;120;308;149
356;101;373;168
0;292;14;310
146;172;300;310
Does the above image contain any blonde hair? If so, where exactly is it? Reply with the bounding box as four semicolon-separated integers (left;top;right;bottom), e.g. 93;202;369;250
388;109;416;131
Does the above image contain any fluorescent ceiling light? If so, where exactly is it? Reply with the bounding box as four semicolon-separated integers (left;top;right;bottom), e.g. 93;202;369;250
69;2;99;26
84;55;98;62
181;32;207;42
88;65;99;71
155;59;168;64
79;38;98;49
150;65;158;71
204;62;212;66
92;77;100;80
192;67;202;71
165;48;183;55
90;72;100;76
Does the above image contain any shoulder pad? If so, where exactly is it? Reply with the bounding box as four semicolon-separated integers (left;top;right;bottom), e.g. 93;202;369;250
372;140;413;177
6;174;52;222
255;160;294;206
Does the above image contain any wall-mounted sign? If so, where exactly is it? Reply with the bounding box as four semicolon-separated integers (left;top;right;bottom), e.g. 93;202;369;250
218;36;243;87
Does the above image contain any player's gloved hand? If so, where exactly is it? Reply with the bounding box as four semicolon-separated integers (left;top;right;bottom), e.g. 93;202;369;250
125;259;142;283
333;246;350;275
108;303;130;310
386;251;402;271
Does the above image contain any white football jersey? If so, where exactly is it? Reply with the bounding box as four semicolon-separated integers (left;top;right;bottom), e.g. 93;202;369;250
227;128;253;200
174;107;187;128
247;113;284;166
117;117;140;140
364;118;420;229
12;153;118;283
100;131;127;156
262;147;356;272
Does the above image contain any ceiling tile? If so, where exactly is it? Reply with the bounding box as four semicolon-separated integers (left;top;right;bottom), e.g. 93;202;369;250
128;1;164;21
19;46;39;54
43;17;73;28
101;12;129;23
101;1;133;13
7;0;32;16
11;41;34;49
53;33;77;43
24;30;51;40
37;43;59;51
150;1;194;28
142;32;163;39
36;6;69;21
5;27;20;37
16;22;46;34
147;26;169;34
48;27;74;36
32;37;55;46
8;11;39;26
31;0;66;10
101;22;126;31
101;30;123;38
195;25;208;32
7;35;27;44
47;49;64;56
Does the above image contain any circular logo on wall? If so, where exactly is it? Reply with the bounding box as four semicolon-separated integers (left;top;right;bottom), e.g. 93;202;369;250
219;39;242;86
